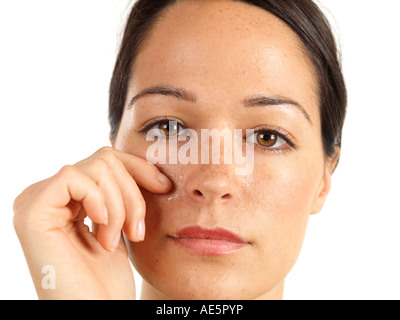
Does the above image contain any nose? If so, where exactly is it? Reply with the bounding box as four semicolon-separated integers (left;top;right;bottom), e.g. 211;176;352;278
184;164;238;204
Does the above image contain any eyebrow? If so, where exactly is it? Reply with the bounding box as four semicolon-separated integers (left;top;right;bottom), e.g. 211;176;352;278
128;85;312;124
242;95;312;124
128;85;196;108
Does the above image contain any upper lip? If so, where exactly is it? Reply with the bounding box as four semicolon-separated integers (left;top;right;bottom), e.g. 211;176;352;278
172;226;247;243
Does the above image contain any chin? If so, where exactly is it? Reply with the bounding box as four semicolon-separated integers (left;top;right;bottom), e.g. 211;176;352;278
142;271;265;300
127;239;284;300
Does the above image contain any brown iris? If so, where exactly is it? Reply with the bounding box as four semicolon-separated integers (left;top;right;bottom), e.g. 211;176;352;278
257;132;277;147
159;121;178;136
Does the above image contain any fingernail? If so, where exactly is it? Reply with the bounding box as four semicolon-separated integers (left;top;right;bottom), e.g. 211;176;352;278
112;232;121;250
157;172;171;186
136;219;145;241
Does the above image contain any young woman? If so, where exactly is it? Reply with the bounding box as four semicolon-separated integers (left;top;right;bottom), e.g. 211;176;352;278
13;0;346;299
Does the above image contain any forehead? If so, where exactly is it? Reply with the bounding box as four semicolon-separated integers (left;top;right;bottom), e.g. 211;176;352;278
131;0;319;117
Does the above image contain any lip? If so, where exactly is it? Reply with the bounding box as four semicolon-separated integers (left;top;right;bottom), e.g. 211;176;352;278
170;226;249;256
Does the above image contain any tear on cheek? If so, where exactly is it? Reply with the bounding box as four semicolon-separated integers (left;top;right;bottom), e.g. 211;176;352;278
167;189;184;201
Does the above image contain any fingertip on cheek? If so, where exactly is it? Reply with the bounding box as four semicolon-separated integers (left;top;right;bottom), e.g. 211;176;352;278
157;172;172;187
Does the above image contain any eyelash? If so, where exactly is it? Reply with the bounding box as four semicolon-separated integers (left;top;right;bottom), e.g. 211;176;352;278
137;117;297;153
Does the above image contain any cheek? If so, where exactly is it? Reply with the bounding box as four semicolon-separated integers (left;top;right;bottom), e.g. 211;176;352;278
248;155;323;264
253;159;318;214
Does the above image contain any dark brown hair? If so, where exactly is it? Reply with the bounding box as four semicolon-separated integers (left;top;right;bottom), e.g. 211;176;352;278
109;0;347;159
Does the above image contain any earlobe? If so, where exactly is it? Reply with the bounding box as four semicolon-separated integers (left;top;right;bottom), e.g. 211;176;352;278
310;148;340;215
310;167;332;215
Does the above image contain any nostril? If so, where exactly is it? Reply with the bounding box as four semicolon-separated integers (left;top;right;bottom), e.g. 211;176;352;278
194;190;203;197
221;193;231;199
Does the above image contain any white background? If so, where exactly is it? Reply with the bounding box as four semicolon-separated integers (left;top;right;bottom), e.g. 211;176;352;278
0;0;399;300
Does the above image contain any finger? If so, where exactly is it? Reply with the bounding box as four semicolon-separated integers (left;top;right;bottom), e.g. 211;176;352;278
90;148;147;242
35;166;106;230
107;147;173;193
108;157;146;242
75;158;126;251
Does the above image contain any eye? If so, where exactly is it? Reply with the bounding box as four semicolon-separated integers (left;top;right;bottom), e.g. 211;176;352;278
158;121;179;136
247;129;292;151
257;132;279;148
140;119;185;138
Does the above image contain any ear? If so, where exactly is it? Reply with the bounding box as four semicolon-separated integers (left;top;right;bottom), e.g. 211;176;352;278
310;148;340;215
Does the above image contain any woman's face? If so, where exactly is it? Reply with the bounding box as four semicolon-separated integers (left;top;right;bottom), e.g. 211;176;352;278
114;0;334;299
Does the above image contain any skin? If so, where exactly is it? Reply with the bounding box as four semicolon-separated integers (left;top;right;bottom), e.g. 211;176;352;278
13;0;338;300
116;0;338;299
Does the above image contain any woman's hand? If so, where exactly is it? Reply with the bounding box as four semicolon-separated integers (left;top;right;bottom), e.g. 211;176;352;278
13;147;172;300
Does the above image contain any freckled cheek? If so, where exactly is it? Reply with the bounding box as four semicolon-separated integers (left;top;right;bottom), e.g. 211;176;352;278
139;163;189;229
248;161;316;247
252;159;314;209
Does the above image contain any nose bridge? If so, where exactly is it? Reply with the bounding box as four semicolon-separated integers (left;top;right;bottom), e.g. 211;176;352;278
200;127;236;166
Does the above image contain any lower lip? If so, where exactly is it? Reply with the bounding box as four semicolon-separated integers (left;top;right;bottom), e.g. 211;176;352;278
172;238;247;256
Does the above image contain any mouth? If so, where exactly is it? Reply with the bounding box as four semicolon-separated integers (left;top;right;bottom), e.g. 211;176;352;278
169;226;250;256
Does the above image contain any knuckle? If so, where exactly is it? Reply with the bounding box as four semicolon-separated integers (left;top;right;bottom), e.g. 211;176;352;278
12;183;38;225
57;164;77;179
12;187;40;234
97;147;120;167
90;157;110;175
102;153;119;167
98;146;113;154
